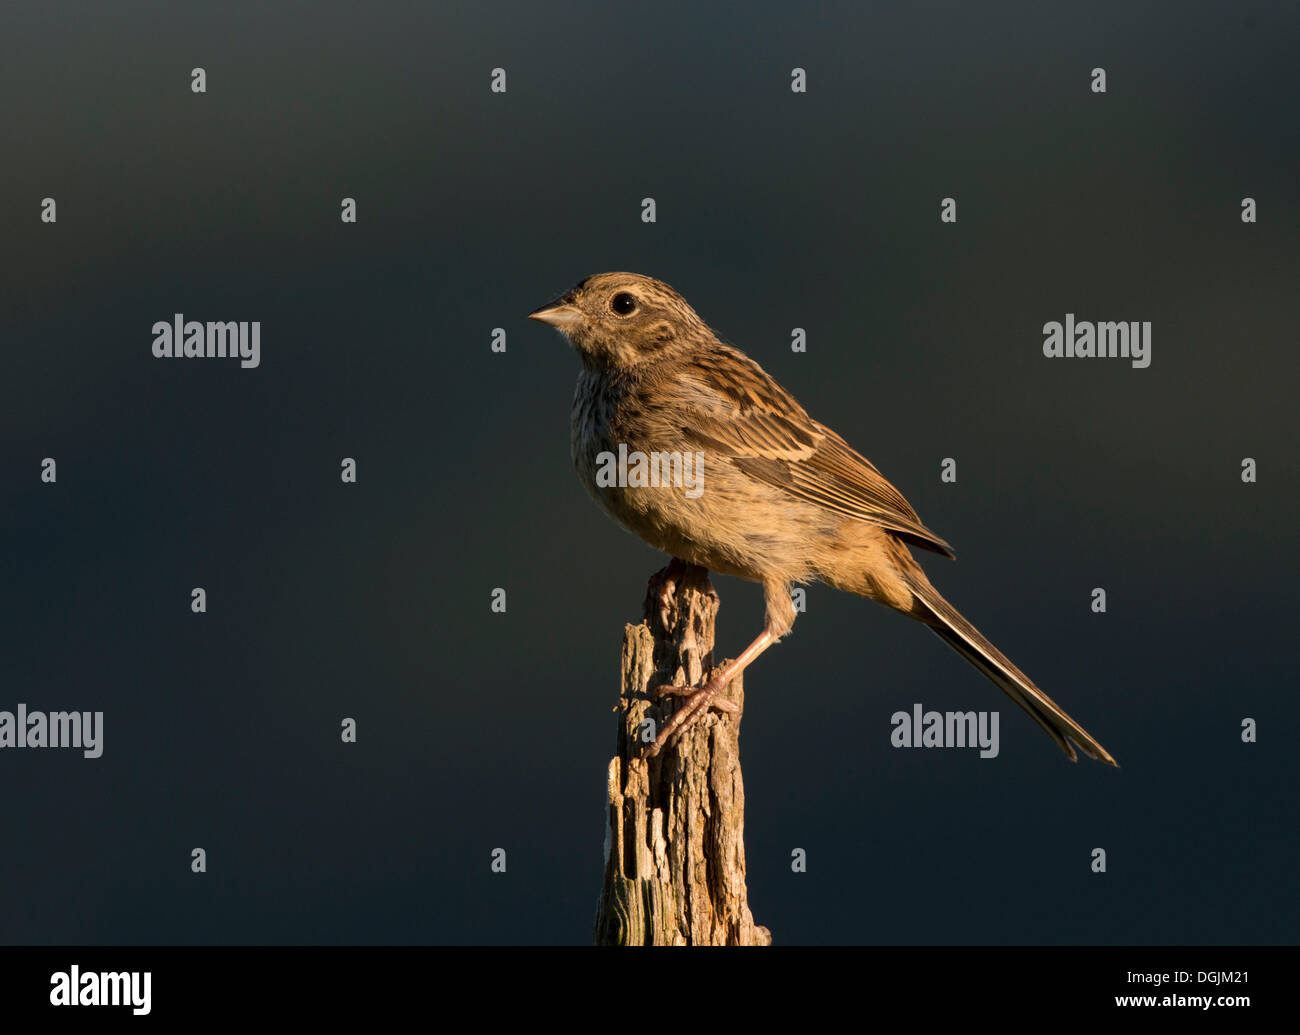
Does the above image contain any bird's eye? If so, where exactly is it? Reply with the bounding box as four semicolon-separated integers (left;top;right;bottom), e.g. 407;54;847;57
610;292;639;316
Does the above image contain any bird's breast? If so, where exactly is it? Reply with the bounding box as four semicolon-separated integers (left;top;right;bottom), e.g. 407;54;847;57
569;371;682;539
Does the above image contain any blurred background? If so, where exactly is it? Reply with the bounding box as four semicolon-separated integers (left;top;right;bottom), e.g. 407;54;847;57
1;0;1296;944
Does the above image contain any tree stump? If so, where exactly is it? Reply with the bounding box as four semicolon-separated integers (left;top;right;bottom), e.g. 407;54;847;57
594;560;771;946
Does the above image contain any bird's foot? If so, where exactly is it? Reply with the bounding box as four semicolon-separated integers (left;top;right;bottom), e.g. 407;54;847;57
657;582;677;631
653;559;688;629
653;681;739;709
646;676;738;757
647;559;714;632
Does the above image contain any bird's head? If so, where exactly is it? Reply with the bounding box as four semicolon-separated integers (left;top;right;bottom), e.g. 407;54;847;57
528;272;707;370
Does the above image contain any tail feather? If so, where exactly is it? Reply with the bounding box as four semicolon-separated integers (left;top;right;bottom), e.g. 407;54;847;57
907;577;1118;767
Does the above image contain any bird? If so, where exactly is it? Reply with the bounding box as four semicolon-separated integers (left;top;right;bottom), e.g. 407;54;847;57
529;272;1117;766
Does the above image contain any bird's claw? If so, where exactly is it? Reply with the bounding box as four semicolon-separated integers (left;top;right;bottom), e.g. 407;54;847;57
654;682;738;711
645;679;739;757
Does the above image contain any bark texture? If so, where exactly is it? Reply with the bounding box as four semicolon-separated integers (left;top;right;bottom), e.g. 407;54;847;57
594;560;771;946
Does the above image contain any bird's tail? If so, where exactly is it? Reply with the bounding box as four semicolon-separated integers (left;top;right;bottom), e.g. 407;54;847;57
906;576;1118;766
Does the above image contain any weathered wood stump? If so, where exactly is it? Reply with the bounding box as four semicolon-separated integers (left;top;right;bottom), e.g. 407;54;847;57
594;560;771;946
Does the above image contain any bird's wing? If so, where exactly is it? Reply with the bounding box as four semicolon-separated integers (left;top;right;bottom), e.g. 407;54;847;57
675;347;955;558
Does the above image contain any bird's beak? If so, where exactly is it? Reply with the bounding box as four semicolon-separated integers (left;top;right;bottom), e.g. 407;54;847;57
528;296;584;330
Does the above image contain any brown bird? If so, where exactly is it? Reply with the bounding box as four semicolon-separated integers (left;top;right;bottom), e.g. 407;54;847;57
529;272;1117;765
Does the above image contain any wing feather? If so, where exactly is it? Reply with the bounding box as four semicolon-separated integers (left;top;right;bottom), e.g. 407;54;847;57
676;347;954;558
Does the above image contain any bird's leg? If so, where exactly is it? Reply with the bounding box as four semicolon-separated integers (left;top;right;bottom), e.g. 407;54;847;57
649;557;690;631
646;624;777;757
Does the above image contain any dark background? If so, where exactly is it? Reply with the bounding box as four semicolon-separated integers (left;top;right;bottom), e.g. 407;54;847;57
2;1;1296;945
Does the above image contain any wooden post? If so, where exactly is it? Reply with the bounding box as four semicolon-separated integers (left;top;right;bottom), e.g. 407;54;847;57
594;560;771;946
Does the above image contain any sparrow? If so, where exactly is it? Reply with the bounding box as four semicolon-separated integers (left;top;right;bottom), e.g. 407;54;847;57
529;272;1117;765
